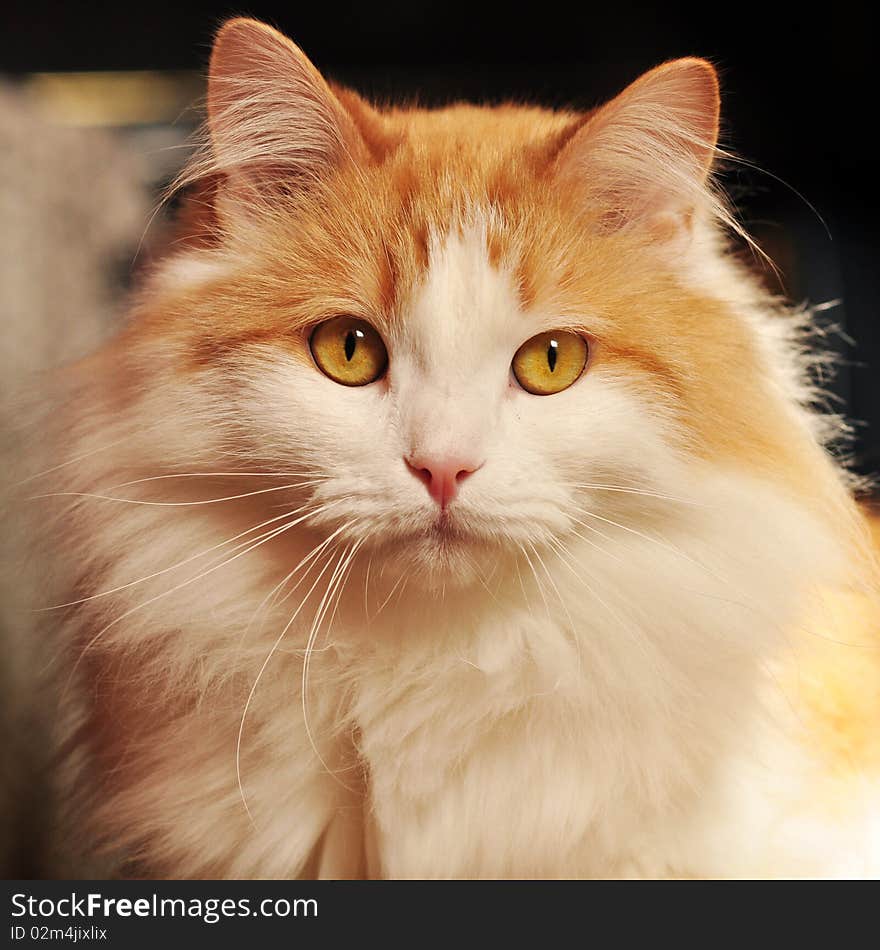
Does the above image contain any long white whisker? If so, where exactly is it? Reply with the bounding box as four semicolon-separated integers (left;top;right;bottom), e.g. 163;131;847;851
373;570;406;618
301;540;363;791
233;520;357;659
37;500;343;611
531;540;585;677
235;548;340;826
363;555;373;623
108;471;329;489
30;483;313;507
272;522;357;613
67;501;339;678
513;548;535;619
323;537;363;638
394;574;409;607
14;427;156;487
568;483;709;507
565;520;625;564
529;541;576;633
548;535;645;647
520;544;552;622
574;507;718;579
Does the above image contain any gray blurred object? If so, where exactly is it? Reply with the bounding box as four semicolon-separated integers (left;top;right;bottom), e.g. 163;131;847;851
0;85;152;396
0;82;158;877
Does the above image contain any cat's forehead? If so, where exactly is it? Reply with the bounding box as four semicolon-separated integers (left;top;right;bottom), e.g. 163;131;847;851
341;166;581;347
401;214;528;364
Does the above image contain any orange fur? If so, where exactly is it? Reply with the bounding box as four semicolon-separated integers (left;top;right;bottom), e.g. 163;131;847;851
780;512;880;781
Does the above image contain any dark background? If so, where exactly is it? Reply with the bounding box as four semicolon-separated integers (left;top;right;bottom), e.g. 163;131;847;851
4;1;878;473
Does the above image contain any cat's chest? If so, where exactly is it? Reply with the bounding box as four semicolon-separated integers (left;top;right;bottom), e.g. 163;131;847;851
347;614;701;878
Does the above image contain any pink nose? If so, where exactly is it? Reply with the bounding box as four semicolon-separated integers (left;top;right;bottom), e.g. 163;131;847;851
405;454;482;509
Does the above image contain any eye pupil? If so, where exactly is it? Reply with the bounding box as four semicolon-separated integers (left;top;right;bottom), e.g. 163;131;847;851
547;341;558;373
344;330;357;362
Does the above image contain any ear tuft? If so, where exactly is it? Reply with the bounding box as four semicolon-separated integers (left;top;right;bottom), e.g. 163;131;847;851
555;58;722;236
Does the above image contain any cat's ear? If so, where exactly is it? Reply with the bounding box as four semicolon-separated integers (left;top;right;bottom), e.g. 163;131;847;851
554;58;721;241
206;18;368;201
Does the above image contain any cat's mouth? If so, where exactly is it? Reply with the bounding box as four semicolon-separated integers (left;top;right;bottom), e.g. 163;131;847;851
386;514;496;586
380;507;493;561
425;508;486;545
428;511;460;536
325;500;505;582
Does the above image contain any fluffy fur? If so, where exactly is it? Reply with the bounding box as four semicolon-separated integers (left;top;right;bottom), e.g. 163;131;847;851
15;18;880;878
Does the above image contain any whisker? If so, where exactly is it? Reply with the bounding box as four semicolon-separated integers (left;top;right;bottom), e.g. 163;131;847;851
565;520;625;564
233;519;357;659
363;555;373;624
565;508;830;658
235;546;341;826
394;574;409;607
300;540;363;791
108;471;329;489
30;482;314;507
520;544;552;623
468;552;502;603
325;543;360;636
513;548;535;619
568;483;710;507
573;507;719;580
529;541;576;631
271;522;359;614
530;540;583;678
14;426;157;487
546;535;644;648
36;500;343;611
65;500;340;683
373;570;406;618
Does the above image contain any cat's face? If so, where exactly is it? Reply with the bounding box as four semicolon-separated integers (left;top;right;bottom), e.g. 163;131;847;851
215;221;680;585
140;19;800;586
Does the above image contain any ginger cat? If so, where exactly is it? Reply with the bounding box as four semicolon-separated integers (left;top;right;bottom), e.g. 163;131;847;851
16;18;880;878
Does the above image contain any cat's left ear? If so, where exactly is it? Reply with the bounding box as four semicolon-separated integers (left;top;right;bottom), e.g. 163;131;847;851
205;18;372;202
554;58;721;242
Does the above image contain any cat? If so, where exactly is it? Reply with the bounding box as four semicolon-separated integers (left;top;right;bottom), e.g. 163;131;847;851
14;16;880;878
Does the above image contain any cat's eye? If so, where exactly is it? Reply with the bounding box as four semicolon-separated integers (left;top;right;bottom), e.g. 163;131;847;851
512;330;589;395
309;316;388;387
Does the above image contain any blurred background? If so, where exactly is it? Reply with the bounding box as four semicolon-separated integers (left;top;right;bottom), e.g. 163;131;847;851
2;0;877;468
0;0;876;879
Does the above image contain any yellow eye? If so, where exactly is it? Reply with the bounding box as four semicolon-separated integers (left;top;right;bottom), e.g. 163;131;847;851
512;330;589;395
309;316;388;387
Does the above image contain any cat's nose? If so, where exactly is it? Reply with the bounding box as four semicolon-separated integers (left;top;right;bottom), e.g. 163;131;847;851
404;454;482;509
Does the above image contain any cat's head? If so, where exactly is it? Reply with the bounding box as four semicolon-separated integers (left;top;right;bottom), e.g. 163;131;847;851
133;18;820;587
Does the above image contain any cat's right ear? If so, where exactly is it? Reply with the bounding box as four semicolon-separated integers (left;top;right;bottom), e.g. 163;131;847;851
552;58;721;244
205;18;369;204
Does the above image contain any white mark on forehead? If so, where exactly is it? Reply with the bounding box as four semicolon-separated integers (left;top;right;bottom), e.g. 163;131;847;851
404;212;524;375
